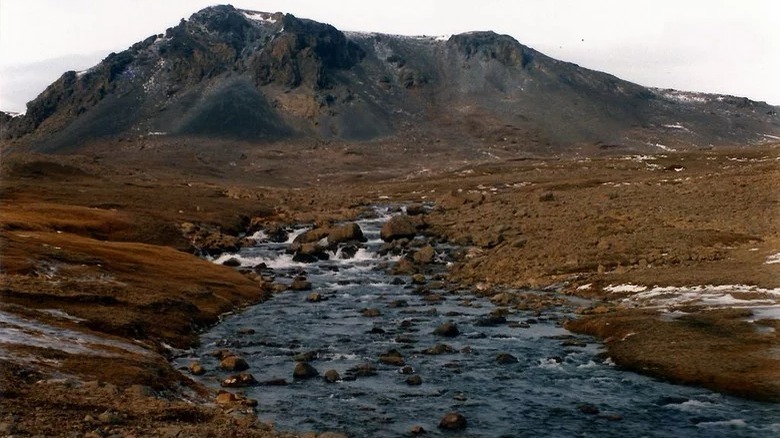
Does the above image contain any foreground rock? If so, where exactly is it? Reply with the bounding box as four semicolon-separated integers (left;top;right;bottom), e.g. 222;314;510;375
438;412;468;430
293;362;319;379
380;215;418;242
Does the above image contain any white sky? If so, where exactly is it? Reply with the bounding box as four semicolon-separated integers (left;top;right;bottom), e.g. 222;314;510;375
1;0;778;112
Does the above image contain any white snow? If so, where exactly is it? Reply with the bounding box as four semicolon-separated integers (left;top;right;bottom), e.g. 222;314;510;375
242;10;277;24
612;284;780;316
765;252;780;264
435;34;452;42
662;123;685;130
654;143;676;152
605;284;647;293
762;134;780;140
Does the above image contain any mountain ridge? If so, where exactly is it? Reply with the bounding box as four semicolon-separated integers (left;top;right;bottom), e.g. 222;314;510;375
2;4;778;156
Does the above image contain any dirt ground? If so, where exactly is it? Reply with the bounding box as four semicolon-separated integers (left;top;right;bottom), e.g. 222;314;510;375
1;143;778;435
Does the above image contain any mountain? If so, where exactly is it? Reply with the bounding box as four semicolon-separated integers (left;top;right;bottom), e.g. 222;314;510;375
2;4;779;156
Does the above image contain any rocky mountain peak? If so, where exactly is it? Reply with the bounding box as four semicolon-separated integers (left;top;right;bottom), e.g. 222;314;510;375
1;4;777;153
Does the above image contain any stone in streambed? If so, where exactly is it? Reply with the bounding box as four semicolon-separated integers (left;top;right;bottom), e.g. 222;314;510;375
379;349;405;366
496;353;518;364
221;372;258;388
293;361;319;379
306;292;324;302
220;356;249;371
433;321;460;337
438;412;467;430
423;344;455;355
413;245;435;264
362;308;381;317
405;375;423;385
380;215;417;242
323;369;341;383
188;362;205;375
290;276;312;291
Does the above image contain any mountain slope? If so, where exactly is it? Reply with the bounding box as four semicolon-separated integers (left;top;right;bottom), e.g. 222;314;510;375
2;4;778;155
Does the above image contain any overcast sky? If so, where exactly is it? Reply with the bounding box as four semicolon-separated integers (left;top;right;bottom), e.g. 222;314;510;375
1;0;778;112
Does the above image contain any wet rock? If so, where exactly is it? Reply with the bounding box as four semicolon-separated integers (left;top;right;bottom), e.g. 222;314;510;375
338;244;359;259
292;243;329;263
395;335;417;344
423;344;455;355
222;257;241;267
379;349;405;366
290;276;312;291
362;308;381;317
188;362;205;375
220;356;249;372
388;299;408;308
293;227;330;244
380;215;417;242
392;258;418;275
410;425;427;435
293;361;319;379
433;321;460;337
391;277;406;285
400;366;415;375
306;292;324;302
327;222;367;245
237;327;256;335
294;351;319;362
259;378;288;386
413;245;436;264
209;349;234;360
438;412;467;430
475;315;507;326
368;327;386;334
221;372;258;388
496;353;518;364
323;369;341;383
346;362;377;377
405;375;423;385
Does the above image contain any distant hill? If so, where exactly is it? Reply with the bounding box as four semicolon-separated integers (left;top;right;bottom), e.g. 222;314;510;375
2;4;778;156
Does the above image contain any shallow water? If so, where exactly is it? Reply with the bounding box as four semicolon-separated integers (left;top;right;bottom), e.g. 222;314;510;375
179;208;780;437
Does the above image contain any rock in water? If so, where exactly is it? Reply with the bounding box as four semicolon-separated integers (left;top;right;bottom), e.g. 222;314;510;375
188;362;205;375
221;372;259;387
433;321;460;337
290;276;312;291
496;353;518;364
405;375;423;385
327;222;367;245
438;412;467;430
220;355;249;371
323;369;341;383
413;245;435;264
380;215;417;242
379;349;405;366
293;361;319;379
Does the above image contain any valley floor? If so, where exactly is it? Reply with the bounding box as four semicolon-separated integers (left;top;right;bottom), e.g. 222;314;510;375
0;143;778;435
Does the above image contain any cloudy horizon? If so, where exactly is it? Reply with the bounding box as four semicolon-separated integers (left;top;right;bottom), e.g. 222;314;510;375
1;0;778;113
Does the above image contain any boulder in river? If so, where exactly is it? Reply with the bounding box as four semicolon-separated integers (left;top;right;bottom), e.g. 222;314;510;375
496;353;519;364
346;362;377;378
379;349;405;366
290;276;312;291
221;372;259;387
438;412;468;430
188;362;205;375
293;361;319;379
220;355;249;371
405;375;423;385
306;292;324;302
413;245;436;264
323;369;341;383
327;222;367;245
380;215;417;242
405;203;426;216
433;321;460;337
410;425;427;435
423;344;456;355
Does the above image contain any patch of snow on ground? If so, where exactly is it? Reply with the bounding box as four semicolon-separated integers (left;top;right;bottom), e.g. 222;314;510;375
605;284;647;293
766;252;780;264
662;123;686;130
654;143;676;152
762;134;780;140
614;284;780;316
